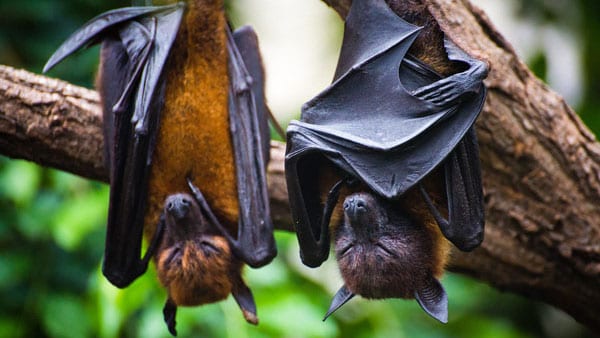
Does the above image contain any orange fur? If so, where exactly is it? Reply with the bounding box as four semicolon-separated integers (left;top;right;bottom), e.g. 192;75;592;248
144;0;238;240
157;236;240;306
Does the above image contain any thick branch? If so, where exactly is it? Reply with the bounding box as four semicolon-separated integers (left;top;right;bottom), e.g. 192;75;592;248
2;0;600;330
0;66;105;181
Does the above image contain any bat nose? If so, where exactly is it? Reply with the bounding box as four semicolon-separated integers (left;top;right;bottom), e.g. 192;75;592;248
343;196;368;218
166;195;191;220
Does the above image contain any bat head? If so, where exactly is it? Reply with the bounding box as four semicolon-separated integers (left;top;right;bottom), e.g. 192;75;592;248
163;193;213;239
330;191;449;323
157;193;237;306
334;191;435;299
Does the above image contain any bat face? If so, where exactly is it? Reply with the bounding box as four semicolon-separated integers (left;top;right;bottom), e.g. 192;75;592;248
334;192;435;299
157;193;237;306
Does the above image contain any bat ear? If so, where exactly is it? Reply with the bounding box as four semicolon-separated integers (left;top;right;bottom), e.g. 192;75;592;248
414;277;448;323
232;277;259;325
323;285;355;321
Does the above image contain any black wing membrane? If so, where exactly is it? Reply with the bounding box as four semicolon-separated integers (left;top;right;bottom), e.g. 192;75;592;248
232;26;271;165
44;3;185;288
420;127;485;251
285;0;487;267
182;26;277;269
225;26;277;267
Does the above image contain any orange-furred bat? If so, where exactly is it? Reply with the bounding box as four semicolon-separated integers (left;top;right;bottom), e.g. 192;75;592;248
285;0;487;323
44;0;276;335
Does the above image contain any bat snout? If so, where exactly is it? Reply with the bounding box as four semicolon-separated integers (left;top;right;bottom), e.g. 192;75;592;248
343;196;368;219
165;194;192;220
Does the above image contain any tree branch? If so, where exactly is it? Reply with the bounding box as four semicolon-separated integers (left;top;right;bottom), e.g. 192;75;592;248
0;66;105;181
2;0;600;331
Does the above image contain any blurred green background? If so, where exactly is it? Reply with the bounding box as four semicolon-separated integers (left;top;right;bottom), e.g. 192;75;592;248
0;0;598;337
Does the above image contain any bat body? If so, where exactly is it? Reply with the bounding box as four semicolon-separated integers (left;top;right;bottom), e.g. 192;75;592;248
285;0;488;322
44;0;276;335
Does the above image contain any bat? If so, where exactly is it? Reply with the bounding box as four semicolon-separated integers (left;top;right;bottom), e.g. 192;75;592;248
44;0;276;335
284;0;488;322
328;190;451;322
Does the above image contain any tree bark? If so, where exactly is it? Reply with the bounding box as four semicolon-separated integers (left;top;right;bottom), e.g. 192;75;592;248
2;0;600;331
0;66;105;181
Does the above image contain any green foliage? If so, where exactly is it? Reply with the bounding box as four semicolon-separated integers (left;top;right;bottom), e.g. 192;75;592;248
516;0;600;137
0;157;590;337
0;0;598;337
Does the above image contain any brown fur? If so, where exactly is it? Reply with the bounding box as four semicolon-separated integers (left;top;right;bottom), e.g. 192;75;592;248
387;0;459;76
157;235;242;306
321;164;450;281
333;191;449;300
145;0;238;240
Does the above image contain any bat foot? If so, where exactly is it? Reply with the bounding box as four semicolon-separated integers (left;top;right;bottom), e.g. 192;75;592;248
242;309;259;325
232;277;259;325
163;299;178;336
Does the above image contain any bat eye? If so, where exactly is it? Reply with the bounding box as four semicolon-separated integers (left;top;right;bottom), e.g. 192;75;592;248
343;201;350;210
200;240;220;254
181;198;191;206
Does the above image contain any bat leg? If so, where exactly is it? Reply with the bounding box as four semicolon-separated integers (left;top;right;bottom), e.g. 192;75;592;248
419;129;484;251
414;276;448;324
323;285;355;321
163;298;178;336
231;276;259;325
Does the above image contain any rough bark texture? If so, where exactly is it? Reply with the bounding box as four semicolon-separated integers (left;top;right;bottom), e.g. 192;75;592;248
0;66;105;181
1;0;600;331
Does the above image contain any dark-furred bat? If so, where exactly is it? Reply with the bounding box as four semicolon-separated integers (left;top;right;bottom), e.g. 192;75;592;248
285;0;488;323
44;0;276;335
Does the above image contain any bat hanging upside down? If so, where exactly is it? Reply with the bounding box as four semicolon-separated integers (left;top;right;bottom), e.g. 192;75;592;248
44;0;276;335
285;0;488;323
